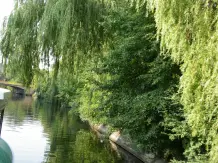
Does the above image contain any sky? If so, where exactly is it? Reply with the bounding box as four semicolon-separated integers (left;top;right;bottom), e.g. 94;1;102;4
0;0;14;29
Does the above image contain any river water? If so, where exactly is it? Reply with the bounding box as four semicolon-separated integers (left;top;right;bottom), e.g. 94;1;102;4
1;96;143;163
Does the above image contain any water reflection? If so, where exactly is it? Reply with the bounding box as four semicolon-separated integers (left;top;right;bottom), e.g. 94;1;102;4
2;97;142;163
2;97;48;163
37;101;121;163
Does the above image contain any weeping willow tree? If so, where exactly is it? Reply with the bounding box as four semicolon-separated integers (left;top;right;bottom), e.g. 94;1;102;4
39;0;106;71
128;0;218;162
1;0;44;86
38;0;107;96
1;0;109;86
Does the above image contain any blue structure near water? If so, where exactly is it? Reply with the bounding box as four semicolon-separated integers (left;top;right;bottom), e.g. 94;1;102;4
0;138;13;163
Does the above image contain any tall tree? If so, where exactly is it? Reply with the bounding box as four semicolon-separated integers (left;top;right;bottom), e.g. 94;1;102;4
131;0;218;162
1;0;44;86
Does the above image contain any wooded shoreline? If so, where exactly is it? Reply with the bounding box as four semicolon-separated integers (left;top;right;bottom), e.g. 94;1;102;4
1;1;217;162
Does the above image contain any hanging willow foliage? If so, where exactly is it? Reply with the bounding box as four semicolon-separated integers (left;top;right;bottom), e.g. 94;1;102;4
39;0;107;79
1;0;111;86
130;0;218;162
1;0;44;86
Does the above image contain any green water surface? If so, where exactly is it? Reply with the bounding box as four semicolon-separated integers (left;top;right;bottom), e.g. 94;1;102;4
1;96;142;163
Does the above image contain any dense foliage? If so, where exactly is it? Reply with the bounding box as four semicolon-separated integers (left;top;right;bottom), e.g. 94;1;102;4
82;8;181;155
130;0;218;162
1;0;218;162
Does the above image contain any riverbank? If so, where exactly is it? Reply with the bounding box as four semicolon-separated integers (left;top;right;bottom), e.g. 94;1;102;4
33;91;169;163
91;124;167;163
